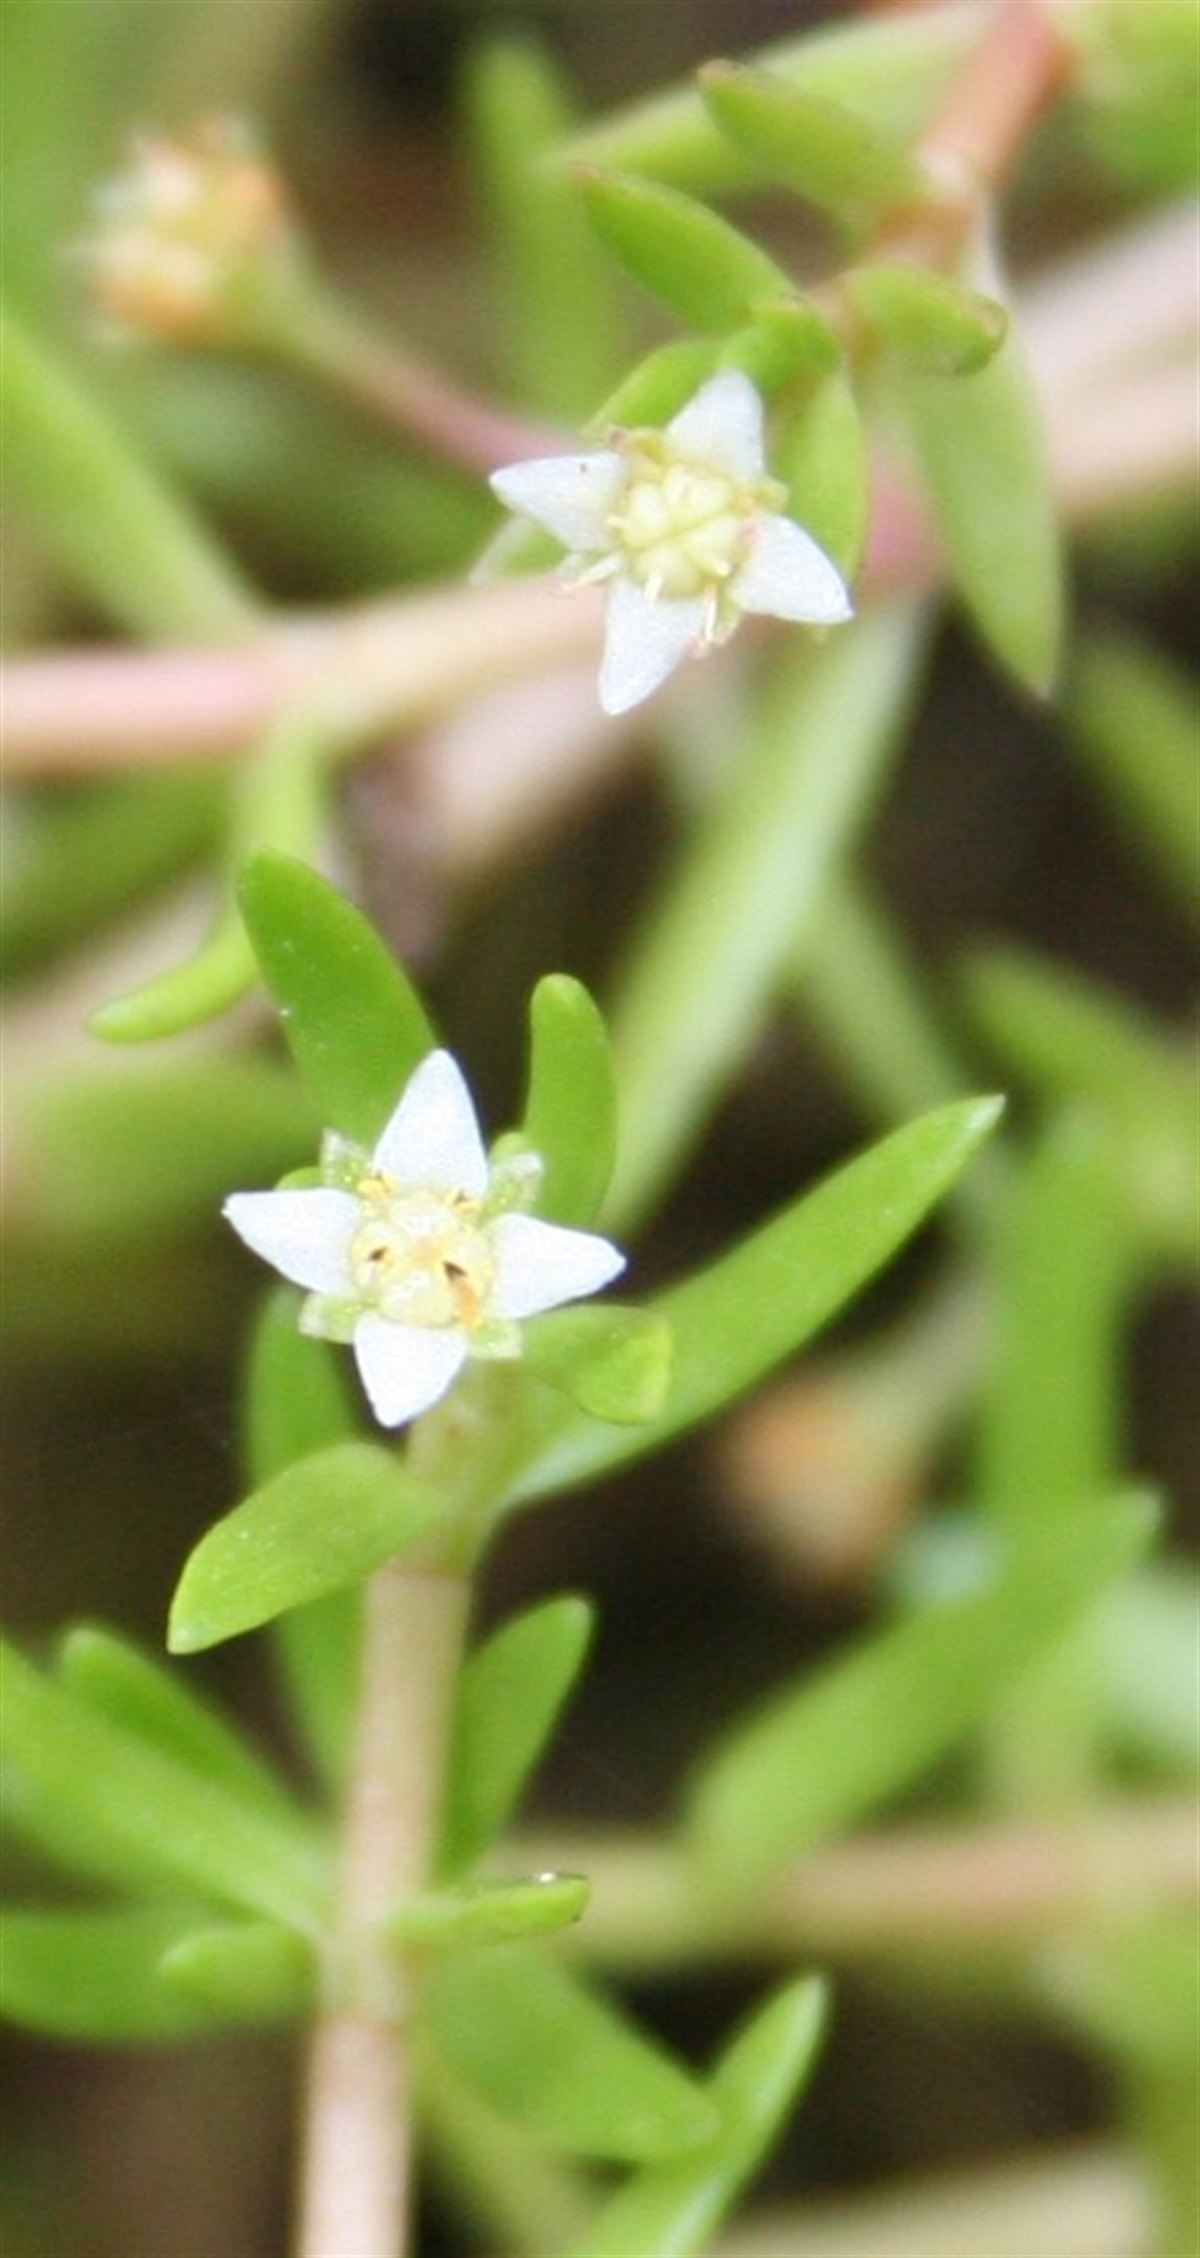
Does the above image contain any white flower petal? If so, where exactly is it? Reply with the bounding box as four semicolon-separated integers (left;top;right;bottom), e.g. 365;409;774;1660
489;452;625;554
488;1213;625;1321
599;580;706;715
352;1313;467;1427
373;1051;488;1198
223;1188;357;1295
666;370;765;481
733;515;852;626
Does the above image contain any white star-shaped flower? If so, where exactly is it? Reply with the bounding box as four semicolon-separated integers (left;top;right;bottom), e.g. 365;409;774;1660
490;369;852;716
224;1050;624;1429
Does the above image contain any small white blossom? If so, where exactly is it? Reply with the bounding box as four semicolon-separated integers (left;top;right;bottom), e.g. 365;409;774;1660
490;369;852;715
224;1050;624;1429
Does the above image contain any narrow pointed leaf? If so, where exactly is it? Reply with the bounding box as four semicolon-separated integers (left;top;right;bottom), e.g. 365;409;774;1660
0;1638;328;1923
56;1625;302;1821
238;851;436;1145
553;9;982;193
606;605;924;1228
425;1946;716;2161
569;1976;829;2257
700;62;923;224
897;322;1064;693
575;168;792;332
440;1595;595;1880
159;1918;315;2023
686;1496;1154;1892
1;297;257;640
508;1095;1003;1508
388;1874;589;1951
0;1906;230;2043
168;1440;441;1654
521;974;618;1226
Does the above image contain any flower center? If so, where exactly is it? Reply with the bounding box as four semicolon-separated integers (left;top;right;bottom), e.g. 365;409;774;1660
348;1181;493;1330
607;446;757;602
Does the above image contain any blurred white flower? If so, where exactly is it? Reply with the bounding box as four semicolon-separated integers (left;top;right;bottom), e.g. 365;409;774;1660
224;1050;624;1429
490;369;852;715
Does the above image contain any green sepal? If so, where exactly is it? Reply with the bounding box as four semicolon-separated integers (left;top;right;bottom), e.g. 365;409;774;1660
0;1905;235;2043
0;1636;329;1924
439;1595;595;1881
520;974;618;1226
168;1441;441;1655
385;1874;590;1952
587;338;722;436
568;1975;828;2257
684;1495;1155;1894
509;1095;1005;1509
775;368;870;575
159;1918;316;2023
895;317;1064;693
575;167;792;332
55;1625;301;1824
238;850;436;1145
844;262;1008;375
699;60;924;226
424;1945;716;2161
523;1306;672;1426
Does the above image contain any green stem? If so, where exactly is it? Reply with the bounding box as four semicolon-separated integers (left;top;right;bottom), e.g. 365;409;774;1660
296;1558;471;2258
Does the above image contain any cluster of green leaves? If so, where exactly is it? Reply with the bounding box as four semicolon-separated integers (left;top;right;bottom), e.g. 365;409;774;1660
4;854;1008;2250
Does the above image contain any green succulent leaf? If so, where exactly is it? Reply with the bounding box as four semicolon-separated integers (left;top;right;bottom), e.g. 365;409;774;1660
523;1306;673;1426
685;1495;1154;1893
0;1637;328;1923
0;1905;231;2043
168;1441;441;1655
588;338;723;435
55;1625;301;1822
568;1975;829;2257
159;1918;316;2023
439;1595;595;1880
508;1096;1005;1510
425;1945;716;2161
1;296;257;641
722;297;842;391
896;318;1064;693
575;167;792;332
520;974;618;1227
776;367;870;575
238;851;436;1145
962;948;1198;1265
14;1061;319;1241
387;1874;590;1952
700;61;923;224
844;262;1008;375
553;9;981;194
